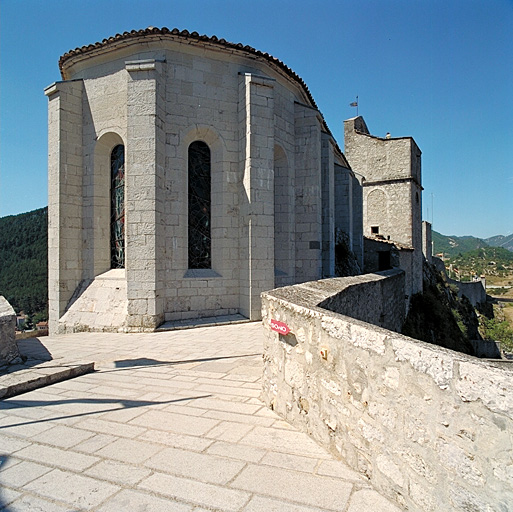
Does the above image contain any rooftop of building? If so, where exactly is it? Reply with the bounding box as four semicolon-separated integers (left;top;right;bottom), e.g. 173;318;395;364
345;116;421;153
58;26;351;167
364;234;414;251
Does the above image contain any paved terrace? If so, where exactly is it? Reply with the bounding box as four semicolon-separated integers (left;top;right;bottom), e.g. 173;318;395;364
0;323;401;511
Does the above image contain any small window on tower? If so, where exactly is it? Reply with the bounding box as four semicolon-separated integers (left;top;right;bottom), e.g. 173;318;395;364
371;226;379;235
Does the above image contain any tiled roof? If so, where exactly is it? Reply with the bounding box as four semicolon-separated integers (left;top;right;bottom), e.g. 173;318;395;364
59;27;349;166
364;235;414;251
60;27;316;102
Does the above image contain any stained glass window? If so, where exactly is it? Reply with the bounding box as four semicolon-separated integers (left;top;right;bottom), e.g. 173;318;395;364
110;144;125;269
188;141;211;269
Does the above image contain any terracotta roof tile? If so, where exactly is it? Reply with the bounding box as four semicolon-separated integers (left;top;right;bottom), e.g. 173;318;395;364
59;26;317;105
59;27;349;166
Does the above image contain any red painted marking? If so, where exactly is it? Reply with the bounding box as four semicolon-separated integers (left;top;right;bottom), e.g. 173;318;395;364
270;320;290;335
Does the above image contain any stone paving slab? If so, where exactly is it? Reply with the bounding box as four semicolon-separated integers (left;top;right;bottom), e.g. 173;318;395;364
0;323;403;511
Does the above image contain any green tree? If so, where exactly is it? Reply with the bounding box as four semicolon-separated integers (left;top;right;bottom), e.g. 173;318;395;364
0;207;48;318
481;317;513;352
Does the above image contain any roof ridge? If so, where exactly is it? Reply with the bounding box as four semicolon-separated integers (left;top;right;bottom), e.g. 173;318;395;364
59;27;310;101
58;26;348;166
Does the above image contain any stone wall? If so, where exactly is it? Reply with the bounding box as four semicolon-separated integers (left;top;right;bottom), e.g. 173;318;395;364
433;257;487;307
321;133;336;277
334;163;364;271
45;80;84;334
0;296;21;365
363;238;417;312
454;279;487;308
351;173;364;268
261;277;513;511
317;270;405;332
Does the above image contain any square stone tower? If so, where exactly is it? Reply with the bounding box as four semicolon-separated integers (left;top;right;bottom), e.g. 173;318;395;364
344;116;423;298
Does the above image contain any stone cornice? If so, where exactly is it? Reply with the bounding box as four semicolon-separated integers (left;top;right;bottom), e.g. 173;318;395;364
363;176;423;189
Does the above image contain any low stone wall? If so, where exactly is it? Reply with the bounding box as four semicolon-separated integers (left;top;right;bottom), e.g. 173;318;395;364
261;275;513;511
317;270;405;332
454;279;487;307
0;296;22;365
433;257;487;307
470;339;501;359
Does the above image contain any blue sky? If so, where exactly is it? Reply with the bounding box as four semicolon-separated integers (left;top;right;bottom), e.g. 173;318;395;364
1;0;512;239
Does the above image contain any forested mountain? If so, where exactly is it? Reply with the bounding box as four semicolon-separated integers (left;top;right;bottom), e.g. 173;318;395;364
432;231;489;258
0;207;48;317
432;231;513;258
485;233;513;252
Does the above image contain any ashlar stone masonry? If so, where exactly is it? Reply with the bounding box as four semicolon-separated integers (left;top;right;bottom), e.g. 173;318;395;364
45;28;363;334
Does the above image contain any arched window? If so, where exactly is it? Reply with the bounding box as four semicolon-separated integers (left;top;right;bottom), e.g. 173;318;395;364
110;144;125;269
188;141;211;269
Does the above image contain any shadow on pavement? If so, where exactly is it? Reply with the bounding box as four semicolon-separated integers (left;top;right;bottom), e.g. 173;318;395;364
0;394;212;428
0;455;13;511
0;338;53;377
110;352;261;371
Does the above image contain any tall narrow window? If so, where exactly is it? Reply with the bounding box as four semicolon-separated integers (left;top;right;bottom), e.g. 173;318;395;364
110;144;125;269
188;141;211;269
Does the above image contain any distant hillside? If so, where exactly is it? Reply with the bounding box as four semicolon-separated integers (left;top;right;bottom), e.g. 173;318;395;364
0;207;48;317
485;233;513;252
450;246;513;276
432;231;489;258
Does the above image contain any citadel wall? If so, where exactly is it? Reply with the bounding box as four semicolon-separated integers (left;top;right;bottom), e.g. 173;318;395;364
432;257;487;307
261;276;513;511
422;220;433;262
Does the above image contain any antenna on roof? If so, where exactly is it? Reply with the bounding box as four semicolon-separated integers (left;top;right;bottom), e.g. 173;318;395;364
349;95;359;116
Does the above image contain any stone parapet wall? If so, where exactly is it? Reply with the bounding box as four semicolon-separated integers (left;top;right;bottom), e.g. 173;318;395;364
261;276;513;511
317;270;405;332
433;257;487;307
